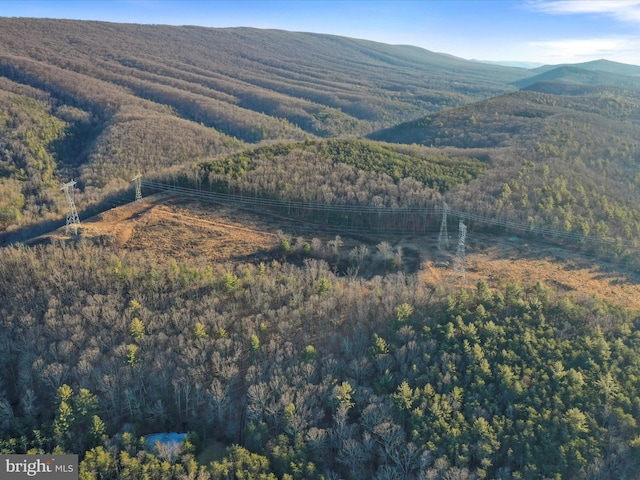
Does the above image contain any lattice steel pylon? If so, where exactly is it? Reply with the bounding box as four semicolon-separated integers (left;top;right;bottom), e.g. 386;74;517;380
438;201;449;250
453;220;467;277
60;180;80;235
132;173;142;201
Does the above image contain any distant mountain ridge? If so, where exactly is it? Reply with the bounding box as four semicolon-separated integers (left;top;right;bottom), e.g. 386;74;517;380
0;18;637;145
474;59;544;69
0;18;528;138
515;63;640;91
533;59;640;76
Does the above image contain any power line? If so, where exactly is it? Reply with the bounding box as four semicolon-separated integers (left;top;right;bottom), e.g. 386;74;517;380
60;180;80;235
438;201;449;250
132;173;142;201
68;179;630;257
453;220;467;277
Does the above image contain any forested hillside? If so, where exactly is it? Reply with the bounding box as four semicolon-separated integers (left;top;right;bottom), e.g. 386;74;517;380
3;17;640;257
2;17;640;480
370;85;640;264
0;18;530;236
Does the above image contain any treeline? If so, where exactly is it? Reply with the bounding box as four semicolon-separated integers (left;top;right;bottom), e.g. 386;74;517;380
370;88;640;151
0;15;506;235
1;241;639;479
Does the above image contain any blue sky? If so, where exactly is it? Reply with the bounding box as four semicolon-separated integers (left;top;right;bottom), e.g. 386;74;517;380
2;1;640;66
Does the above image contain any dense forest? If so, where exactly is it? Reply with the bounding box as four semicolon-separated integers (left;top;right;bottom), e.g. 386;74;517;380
2;17;640;480
1;241;639;479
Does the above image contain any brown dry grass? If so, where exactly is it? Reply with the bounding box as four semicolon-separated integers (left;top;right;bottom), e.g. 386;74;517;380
48;195;640;311
425;238;640;310
50;194;278;262
128;203;277;261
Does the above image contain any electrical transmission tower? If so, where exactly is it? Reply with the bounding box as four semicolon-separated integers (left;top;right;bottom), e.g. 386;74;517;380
132;173;142;201
60;180;80;235
438;201;449;250
453;220;467;277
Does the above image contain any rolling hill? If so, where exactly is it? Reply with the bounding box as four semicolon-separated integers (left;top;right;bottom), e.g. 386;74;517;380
1;18;640;262
531;59;640;77
368;85;640;265
514;63;640;91
0;17;531;234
